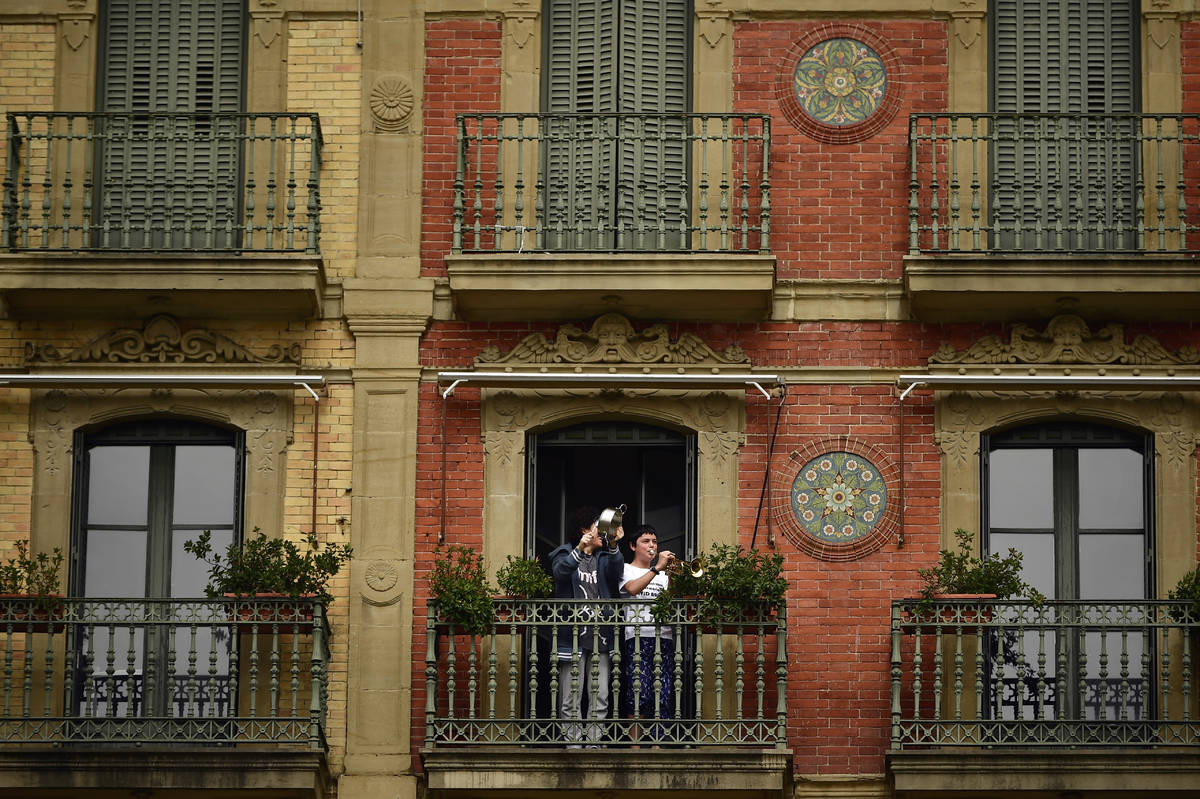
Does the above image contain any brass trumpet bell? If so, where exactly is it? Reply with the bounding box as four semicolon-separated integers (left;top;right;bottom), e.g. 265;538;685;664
664;555;705;578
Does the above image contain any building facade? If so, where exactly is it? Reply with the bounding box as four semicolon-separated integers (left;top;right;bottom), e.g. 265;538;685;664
0;1;1198;798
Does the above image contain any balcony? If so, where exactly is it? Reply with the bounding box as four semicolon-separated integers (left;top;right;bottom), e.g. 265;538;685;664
888;598;1200;797
0;596;331;798
904;113;1200;322
445;113;775;322
421;598;792;797
0;112;326;319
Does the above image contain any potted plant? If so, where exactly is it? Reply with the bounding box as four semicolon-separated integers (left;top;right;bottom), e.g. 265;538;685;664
429;545;495;636
1167;566;1200;624
495;555;552;599
652;542;786;629
0;541;66;632
183;528;352;627
913;528;1040;620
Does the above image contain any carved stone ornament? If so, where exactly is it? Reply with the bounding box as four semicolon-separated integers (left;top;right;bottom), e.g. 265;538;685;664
62;17;91;51
476;313;749;366
369;78;415;133
364;560;400;593
25;314;302;365
929;314;1200;366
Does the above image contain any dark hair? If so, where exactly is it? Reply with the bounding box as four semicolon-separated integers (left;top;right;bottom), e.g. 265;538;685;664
627;524;656;552
569;505;600;545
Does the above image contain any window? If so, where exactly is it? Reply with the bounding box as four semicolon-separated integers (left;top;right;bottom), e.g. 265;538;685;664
71;418;243;720
984;422;1152;723
98;0;246;249
990;0;1138;250
541;0;691;250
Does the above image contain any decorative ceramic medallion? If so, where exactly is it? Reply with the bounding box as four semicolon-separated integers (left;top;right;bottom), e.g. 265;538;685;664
790;451;887;543
771;436;899;561
793;38;887;127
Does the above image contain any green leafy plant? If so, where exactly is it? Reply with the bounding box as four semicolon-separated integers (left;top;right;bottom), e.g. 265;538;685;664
916;528;1041;612
1167;566;1200;623
429;545;495;636
0;541;64;597
652;542;787;626
495;555;552;599
183;529;353;604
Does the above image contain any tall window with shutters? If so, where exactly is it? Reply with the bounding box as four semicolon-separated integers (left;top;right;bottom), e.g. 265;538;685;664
97;0;246;250
541;0;691;251
990;0;1138;250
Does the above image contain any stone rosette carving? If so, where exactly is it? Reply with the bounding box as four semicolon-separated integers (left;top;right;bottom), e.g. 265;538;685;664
476;313;748;366
364;560;400;593
930;314;1200;366
25;315;302;365
369;78;415;133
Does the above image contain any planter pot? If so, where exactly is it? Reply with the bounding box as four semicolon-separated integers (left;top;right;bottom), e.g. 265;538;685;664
0;594;66;633
906;593;997;624
223;593;314;632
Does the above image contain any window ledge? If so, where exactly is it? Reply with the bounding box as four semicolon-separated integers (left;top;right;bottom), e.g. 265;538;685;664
889;749;1200;797
445;252;775;322
423;747;792;796
0;747;329;798
904;253;1200;322
0;252;326;320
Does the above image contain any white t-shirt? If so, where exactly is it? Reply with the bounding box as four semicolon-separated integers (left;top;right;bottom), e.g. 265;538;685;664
619;564;673;640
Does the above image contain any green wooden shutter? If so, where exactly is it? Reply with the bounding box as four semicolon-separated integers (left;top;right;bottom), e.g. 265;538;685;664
99;0;245;249
615;0;689;249
543;0;690;250
991;0;1137;250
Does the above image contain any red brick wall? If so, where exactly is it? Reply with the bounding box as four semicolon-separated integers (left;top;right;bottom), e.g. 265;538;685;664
733;20;948;281
422;17;502;278
412;12;1200;780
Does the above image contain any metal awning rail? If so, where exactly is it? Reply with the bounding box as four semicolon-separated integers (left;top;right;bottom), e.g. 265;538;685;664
896;373;1200;401
0;373;326;400
437;370;784;399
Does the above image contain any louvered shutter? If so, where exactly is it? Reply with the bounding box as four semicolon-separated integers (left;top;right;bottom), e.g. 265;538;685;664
991;0;1137;250
543;0;690;250
99;0;245;249
615;0;689;249
543;0;616;249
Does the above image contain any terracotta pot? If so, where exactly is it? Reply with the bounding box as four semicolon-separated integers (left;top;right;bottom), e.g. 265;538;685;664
223;593;314;632
0;594;66;634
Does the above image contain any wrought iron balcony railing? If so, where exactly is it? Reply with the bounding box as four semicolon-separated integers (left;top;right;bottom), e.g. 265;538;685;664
0;596;329;747
425;598;787;748
909;113;1200;253
2;112;322;253
453;113;770;254
890;599;1200;748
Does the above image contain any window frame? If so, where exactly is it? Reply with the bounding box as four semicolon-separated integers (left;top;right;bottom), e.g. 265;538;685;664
981;421;1155;601
69;417;246;599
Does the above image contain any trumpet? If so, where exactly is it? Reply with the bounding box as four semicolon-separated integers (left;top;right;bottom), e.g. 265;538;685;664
662;555;706;578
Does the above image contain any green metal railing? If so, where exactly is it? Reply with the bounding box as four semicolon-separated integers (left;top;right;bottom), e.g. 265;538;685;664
453;113;770;253
425;598;787;747
2;112;323;253
891;599;1200;748
909;113;1200;253
0;596;329;747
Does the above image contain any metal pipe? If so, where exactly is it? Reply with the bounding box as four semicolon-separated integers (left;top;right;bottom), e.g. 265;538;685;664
896;373;1200;396
437;371;784;397
0;373;325;389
